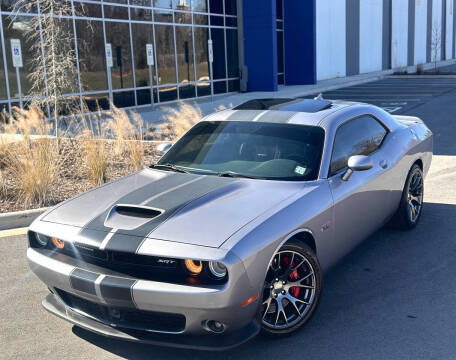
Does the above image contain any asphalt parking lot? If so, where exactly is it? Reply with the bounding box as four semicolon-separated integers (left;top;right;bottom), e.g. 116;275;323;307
320;75;456;115
2;76;456;359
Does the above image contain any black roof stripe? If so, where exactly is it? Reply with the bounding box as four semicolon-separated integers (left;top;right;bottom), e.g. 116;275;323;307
234;98;333;113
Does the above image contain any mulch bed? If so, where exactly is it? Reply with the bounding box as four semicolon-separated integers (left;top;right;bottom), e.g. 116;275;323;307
0;139;162;213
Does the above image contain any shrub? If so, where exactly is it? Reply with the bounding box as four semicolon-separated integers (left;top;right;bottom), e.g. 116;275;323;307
3;106;59;207
0;170;6;198
107;106;134;156
160;102;202;141
106;106;145;171
81;133;108;186
14;138;58;206
78;108;109;186
126;112;145;171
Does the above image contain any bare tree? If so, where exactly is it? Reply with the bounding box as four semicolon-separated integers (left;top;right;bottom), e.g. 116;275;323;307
12;1;85;139
431;21;441;72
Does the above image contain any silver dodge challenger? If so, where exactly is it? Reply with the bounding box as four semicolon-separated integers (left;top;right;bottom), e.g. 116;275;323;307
27;97;433;350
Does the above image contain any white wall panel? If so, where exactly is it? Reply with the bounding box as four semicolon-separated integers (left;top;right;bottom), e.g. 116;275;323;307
415;0;428;64
446;0;453;59
392;0;409;68
360;0;383;73
432;0;443;61
316;0;346;80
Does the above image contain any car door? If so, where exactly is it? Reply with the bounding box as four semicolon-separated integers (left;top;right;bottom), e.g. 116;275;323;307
328;115;391;254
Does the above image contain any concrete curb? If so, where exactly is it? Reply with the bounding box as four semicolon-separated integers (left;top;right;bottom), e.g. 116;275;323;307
388;74;456;78
0;207;49;231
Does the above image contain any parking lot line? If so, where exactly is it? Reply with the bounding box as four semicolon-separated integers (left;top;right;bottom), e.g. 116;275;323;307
348;83;456;87
326;98;423;102
0;227;28;238
326;93;434;97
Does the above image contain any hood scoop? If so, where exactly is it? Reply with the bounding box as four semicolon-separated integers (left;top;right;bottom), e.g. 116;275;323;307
104;204;163;230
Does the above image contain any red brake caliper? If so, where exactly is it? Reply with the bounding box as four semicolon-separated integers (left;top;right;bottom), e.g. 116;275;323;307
283;257;300;298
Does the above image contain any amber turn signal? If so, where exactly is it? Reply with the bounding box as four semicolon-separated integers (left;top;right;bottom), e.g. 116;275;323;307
184;259;203;275
52;237;65;249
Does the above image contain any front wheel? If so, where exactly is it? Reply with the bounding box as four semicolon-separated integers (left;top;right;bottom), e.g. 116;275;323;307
260;241;322;335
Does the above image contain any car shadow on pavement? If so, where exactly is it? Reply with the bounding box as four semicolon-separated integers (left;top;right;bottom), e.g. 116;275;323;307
72;202;456;360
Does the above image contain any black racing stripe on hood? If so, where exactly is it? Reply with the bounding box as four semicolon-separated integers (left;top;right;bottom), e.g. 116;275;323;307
103;176;235;253
79;172;196;242
69;268;99;296
76;228;108;247
99;276;136;308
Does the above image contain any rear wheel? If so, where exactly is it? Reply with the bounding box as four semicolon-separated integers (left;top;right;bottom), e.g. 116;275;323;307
260;241;322;335
393;164;424;230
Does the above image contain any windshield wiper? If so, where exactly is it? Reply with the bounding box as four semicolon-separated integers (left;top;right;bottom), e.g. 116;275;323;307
217;171;261;179
150;163;189;174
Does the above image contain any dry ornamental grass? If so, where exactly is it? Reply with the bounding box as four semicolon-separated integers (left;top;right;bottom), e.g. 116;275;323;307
0;101;206;213
159;102;203;141
1;107;61;207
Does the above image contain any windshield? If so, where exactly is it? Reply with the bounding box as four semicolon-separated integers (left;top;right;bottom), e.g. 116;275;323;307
157;121;325;181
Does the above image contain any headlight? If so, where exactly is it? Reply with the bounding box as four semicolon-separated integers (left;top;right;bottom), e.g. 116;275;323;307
51;237;65;249
183;259;228;281
35;233;50;247
208;261;227;278
184;259;203;275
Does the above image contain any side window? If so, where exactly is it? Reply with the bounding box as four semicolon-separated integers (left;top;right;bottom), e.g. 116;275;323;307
330;116;387;175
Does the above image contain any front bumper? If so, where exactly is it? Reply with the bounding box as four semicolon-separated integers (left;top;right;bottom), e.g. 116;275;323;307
27;247;261;350
43;293;260;350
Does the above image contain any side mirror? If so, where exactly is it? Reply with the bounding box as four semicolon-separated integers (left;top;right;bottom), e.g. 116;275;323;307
156;142;172;154
342;155;373;181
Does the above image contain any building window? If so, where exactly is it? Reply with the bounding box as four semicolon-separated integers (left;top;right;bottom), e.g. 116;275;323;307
2;15;37;98
131;23;155;88
0;0;240;111
1;0;37;13
105;21;134;90
192;0;207;12
76;20;108;92
226;28;238;78
194;27;209;81
211;27;226;80
276;0;284;85
155;24;177;85
0;37;6;100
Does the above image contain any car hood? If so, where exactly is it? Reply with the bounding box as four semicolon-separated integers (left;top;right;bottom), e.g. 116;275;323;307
42;169;303;250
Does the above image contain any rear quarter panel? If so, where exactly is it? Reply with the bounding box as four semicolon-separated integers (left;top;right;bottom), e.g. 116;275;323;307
388;118;433;210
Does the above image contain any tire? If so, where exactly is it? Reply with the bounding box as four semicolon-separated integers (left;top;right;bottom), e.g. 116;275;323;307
392;164;424;230
260;241;322;335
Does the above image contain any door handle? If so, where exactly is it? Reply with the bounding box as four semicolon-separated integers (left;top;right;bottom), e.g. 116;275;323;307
380;160;388;169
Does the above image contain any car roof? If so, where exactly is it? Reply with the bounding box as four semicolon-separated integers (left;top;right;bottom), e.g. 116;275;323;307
203;98;365;128
203;97;399;131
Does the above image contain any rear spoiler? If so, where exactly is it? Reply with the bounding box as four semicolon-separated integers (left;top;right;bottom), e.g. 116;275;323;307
392;115;424;126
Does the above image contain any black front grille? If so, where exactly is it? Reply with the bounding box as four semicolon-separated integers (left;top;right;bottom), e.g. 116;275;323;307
29;231;228;285
71;244;108;262
59;244;190;283
63;243;178;270
56;289;186;333
111;251;177;268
